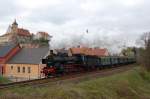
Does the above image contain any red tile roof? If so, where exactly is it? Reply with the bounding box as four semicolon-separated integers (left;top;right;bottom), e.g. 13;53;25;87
17;28;31;37
70;47;109;56
69;47;87;55
0;43;21;64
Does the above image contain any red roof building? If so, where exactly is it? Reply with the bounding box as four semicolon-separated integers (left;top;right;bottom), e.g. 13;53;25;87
0;20;32;44
34;31;51;40
17;28;31;37
69;47;109;56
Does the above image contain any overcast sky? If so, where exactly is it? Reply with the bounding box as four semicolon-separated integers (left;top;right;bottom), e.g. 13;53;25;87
0;0;150;52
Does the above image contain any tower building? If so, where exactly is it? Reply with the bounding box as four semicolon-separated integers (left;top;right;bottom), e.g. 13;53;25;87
0;20;32;44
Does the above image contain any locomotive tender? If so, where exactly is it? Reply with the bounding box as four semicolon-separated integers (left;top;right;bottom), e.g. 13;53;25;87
42;50;136;77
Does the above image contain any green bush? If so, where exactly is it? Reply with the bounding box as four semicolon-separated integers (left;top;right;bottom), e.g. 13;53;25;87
0;76;11;84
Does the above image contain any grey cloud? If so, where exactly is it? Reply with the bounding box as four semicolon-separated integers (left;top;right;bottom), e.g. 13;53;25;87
0;0;25;21
26;0;82;25
0;0;150;53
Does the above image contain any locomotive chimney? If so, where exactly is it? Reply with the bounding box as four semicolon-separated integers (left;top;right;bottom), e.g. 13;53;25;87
50;50;54;55
46;50;54;59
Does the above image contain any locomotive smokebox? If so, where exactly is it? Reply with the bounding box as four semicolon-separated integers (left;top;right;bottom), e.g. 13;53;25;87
42;59;47;64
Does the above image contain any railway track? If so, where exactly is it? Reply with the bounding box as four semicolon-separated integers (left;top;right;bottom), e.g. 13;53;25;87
0;64;136;90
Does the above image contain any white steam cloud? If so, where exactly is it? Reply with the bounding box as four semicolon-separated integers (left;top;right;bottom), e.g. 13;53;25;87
49;30;137;54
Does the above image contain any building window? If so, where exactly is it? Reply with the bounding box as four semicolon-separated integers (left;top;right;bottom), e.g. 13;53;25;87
11;66;13;70
17;67;20;73
28;67;31;73
23;67;25;73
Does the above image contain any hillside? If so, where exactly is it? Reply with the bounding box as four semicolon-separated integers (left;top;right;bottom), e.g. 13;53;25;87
0;66;150;99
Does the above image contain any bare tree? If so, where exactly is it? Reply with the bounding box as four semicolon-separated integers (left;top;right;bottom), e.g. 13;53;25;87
140;32;150;71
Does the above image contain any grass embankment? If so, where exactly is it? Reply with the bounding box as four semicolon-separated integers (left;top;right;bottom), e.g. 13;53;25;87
0;66;150;99
0;76;11;84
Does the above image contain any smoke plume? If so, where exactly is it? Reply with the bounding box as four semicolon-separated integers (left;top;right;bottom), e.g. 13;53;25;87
49;30;137;54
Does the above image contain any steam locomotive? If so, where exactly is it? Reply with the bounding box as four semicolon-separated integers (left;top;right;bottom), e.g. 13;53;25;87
42;50;136;77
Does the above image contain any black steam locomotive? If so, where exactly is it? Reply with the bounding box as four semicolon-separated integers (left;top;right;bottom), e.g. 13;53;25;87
42;50;136;77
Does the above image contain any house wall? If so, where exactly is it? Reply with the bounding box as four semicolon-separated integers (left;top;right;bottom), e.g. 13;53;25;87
34;32;50;40
16;35;31;43
4;64;45;81
0;35;11;44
